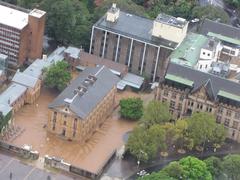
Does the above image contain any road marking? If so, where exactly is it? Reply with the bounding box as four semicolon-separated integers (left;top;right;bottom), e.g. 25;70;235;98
23;167;36;180
0;158;14;174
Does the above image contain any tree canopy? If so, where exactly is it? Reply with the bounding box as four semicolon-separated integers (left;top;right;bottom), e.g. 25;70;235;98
204;156;223;179
119;98;143;120
223;154;240;180
142;100;171;127
44;61;71;91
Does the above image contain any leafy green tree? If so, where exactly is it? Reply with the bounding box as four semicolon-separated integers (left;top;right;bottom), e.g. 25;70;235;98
210;124;226;146
204;156;223;179
138;171;177;180
179;156;212;180
162;161;184;179
148;124;166;151
126;126;159;162
44;61;71;91
192;5;230;23
142;100;171;127
119;98;143;120
223;154;240;180
187;112;216;147
174;120;194;151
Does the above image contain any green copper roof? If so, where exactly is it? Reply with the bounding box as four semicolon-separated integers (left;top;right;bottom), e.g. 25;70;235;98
208;32;240;45
165;73;194;87
170;33;208;67
218;90;240;102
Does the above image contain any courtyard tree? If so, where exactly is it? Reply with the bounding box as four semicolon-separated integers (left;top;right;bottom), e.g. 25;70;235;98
192;5;230;23
44;61;71;91
179;156;212;180
210;124;226;148
142;100;171;127
204;156;223;179
126;126;158;162
187;112;216;148
119;98;143;120
174;120;194;151
162;161;184;179
138;171;177;180
223;154;240;180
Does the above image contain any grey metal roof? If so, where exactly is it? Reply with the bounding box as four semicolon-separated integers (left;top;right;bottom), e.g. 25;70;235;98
94;11;178;49
12;71;38;88
49;66;120;119
166;63;240;100
199;19;240;40
0;83;27;105
64;46;81;59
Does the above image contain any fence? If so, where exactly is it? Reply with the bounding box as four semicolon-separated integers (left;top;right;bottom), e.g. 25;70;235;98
0;141;39;160
44;150;117;180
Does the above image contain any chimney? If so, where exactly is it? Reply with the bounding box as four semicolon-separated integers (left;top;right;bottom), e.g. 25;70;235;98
106;3;120;23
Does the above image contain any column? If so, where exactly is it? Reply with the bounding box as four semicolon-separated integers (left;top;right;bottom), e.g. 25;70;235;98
89;26;95;54
101;31;107;58
114;34;121;62
140;43;147;75
128;38;133;67
153;47;160;82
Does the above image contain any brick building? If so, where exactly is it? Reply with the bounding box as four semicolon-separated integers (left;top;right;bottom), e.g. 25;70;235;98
0;2;46;67
156;62;240;142
90;4;188;81
48;66;119;143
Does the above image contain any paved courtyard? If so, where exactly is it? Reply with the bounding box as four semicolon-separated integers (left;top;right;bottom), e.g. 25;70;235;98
0;150;74;180
6;87;152;174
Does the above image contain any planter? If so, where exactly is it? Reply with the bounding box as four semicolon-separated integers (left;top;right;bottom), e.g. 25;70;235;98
160;152;168;157
177;149;186;154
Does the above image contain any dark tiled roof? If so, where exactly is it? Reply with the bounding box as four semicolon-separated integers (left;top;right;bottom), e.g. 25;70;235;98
94;11;178;49
49;66;120;119
198;19;240;40
166;63;240;100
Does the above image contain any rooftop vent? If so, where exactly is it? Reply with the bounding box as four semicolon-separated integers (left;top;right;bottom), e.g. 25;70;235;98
106;3;120;23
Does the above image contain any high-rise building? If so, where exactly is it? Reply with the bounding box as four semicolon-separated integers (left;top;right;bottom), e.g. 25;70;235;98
0;2;46;67
90;3;188;81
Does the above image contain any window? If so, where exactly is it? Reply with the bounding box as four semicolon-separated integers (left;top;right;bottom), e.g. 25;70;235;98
62;129;66;136
218;107;223;114
180;95;184;101
216;116;221;124
233;121;239;129
235;112;240;120
203;52;205;55
178;103;182;111
163;90;168;97
162;98;167;103
170;100;175;108
73;131;76;138
205;64;208;69
171;92;177;99
63;121;67;126
224;118;230;127
200;65;202;69
226;110;232;117
52;125;55;131
207;53;210;56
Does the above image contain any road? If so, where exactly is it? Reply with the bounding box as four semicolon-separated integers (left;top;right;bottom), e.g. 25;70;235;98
0;151;78;180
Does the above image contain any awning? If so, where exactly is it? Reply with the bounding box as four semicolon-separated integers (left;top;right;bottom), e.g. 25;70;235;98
117;73;144;90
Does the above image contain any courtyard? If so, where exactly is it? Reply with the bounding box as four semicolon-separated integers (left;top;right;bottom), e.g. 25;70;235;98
6;86;153;174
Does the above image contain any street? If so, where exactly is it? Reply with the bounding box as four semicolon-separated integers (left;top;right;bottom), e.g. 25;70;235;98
0;151;76;180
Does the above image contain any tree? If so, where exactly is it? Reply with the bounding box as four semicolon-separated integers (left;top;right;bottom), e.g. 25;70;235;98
192;5;230;23
44;61;71;91
210;124;226;147
204;156;223;179
223;154;240;180
148;124;166;151
187;112;216;147
119;98;143;120
138;171;177;180
162;161;184;179
174;120;194;151
179;156;212;180
142;100;171;127
126;126;159;162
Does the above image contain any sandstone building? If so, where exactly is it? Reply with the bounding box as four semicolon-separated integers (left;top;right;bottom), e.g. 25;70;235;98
156;62;240;142
0;2;46;67
48;66;119;143
90;4;188;82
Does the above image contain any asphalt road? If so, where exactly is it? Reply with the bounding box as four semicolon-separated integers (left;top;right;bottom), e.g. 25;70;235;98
0;152;75;180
